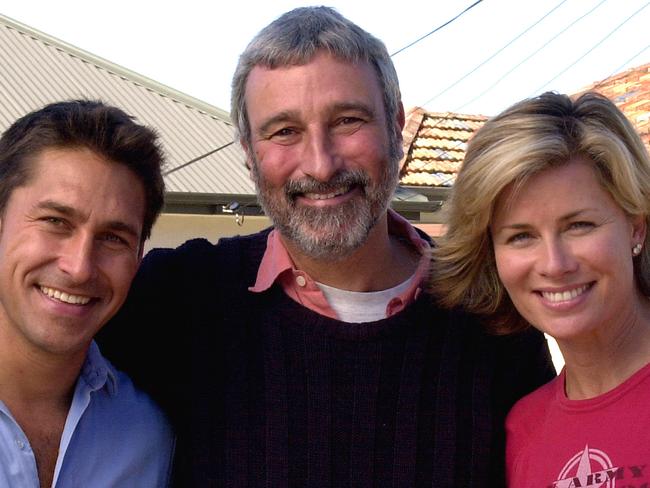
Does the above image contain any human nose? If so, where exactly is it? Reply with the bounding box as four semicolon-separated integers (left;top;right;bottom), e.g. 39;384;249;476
301;128;341;182
536;237;578;278
58;233;96;283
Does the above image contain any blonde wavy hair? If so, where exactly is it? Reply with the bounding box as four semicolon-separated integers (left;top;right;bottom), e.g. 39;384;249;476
430;91;650;332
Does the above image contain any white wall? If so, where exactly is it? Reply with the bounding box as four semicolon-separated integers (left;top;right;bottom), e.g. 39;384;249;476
145;212;272;252
546;334;564;373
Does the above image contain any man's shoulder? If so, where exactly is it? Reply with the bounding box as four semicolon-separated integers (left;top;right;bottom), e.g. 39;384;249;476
57;345;175;486
146;228;272;264
412;303;552;359
139;228;272;283
105;363;174;431
83;344;174;437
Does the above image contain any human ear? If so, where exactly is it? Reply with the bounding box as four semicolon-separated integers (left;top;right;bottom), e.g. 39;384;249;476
630;214;647;249
240;138;255;180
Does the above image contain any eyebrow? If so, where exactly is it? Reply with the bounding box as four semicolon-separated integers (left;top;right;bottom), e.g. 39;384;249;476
36;200;141;239
256;110;299;135
494;209;594;232
330;101;376;118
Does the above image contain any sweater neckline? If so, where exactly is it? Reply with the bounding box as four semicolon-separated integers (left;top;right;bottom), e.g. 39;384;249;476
262;283;437;342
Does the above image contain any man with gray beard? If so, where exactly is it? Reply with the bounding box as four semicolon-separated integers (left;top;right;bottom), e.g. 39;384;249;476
98;6;556;487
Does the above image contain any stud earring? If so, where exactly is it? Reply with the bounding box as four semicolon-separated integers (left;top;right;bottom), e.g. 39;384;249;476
633;243;643;256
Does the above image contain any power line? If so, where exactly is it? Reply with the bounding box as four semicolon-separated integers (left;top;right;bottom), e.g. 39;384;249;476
173;2;484;174
408;2;650;187
164;141;235;176
532;0;650;95
175;3;485;173
420;0;568;108
169;2;486;175
456;0;608;112
401;0;573;176
390;0;484;57
599;42;650;84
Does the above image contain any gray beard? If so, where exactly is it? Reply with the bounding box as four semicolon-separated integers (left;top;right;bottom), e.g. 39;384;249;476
253;164;398;262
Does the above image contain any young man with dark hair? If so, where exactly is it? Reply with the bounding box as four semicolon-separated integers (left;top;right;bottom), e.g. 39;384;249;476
0;100;173;487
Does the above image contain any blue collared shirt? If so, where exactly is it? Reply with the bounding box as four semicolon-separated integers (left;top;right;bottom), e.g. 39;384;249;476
0;341;174;487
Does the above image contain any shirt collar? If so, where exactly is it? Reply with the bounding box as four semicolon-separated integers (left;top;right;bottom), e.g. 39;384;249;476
249;208;431;294
79;341;118;396
248;227;294;293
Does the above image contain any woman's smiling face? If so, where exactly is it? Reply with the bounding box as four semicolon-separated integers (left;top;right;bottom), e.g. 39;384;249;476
490;156;646;344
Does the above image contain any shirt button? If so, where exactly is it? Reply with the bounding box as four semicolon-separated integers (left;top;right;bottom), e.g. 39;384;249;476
15;438;25;450
296;275;307;287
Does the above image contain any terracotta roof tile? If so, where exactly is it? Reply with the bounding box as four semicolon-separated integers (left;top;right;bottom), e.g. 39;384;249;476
575;62;650;151
399;108;487;188
400;62;650;189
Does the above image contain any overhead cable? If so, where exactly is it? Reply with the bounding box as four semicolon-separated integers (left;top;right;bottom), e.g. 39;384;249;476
456;0;608;112
598;42;650;84
420;0;568;108
168;1;485;174
164;141;235;176
174;2;484;172
402;0;574;181
390;0;484;57
409;2;649;187
532;1;650;95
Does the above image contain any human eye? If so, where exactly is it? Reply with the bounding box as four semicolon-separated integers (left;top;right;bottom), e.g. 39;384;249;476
103;233;126;243
39;215;70;232
98;232;134;251
268;126;299;144
567;221;595;234
333;115;365;132
42;216;64;224
505;231;533;246
273;127;295;137
339;116;363;125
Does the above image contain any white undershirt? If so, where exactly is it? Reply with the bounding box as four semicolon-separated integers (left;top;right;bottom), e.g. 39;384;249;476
315;272;418;323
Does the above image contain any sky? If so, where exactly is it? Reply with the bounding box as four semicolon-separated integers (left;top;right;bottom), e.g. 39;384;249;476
2;0;649;117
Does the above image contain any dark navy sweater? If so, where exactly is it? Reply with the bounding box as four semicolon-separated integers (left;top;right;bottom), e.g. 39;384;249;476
97;229;556;487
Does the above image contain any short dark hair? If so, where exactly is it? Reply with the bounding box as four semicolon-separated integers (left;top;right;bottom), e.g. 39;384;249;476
0;100;165;240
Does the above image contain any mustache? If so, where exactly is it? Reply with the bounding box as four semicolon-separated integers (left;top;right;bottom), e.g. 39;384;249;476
283;170;370;198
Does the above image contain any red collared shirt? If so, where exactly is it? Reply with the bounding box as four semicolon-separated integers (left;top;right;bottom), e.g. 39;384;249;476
249;209;431;320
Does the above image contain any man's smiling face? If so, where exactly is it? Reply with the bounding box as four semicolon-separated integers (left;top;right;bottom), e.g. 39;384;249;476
0;146;145;361
244;51;402;261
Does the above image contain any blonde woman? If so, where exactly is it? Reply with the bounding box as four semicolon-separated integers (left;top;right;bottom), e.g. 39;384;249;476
431;92;650;486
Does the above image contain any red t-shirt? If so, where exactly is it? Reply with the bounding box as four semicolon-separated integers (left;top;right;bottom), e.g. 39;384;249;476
506;362;650;487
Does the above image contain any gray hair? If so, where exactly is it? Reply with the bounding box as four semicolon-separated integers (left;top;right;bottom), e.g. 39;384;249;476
231;6;402;153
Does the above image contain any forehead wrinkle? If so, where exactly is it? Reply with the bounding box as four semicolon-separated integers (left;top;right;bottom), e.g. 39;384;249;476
35;199;84;219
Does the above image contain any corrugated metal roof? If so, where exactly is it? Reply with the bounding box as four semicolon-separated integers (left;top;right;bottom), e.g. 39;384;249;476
0;13;254;196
